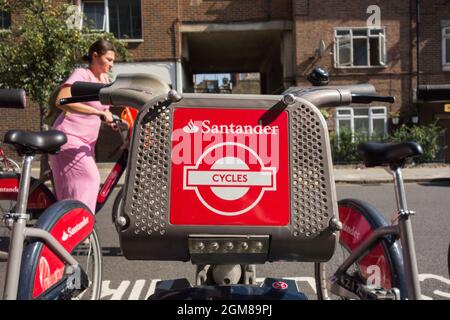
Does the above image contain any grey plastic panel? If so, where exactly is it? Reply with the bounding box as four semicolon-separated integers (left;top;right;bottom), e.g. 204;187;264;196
119;94;338;263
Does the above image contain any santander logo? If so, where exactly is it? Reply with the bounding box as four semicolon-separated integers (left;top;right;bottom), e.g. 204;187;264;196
183;119;200;133
182;119;279;135
0;187;19;193
342;223;361;241
61;216;90;241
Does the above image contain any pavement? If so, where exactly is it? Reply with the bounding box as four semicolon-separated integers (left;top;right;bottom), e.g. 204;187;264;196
30;162;450;185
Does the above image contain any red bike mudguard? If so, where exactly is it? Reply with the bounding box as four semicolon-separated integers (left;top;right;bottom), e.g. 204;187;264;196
17;200;95;299
0;172;56;213
338;198;406;294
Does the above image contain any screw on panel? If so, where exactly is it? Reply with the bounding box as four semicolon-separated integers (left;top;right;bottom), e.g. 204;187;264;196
282;94;296;106
210;242;220;251
329;218;343;232
168;89;183;102
195;242;205;251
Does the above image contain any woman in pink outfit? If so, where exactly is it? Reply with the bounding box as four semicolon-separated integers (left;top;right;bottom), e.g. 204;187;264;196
50;40;116;214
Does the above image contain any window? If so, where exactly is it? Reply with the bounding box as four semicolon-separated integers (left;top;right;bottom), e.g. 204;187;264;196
83;1;106;31
81;0;142;40
443;27;450;69
336;106;387;138
335;28;387;68
0;11;11;30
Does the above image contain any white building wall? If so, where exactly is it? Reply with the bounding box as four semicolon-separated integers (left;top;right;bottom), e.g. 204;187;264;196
112;62;179;90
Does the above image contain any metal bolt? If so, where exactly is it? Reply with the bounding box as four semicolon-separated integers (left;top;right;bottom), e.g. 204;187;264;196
241;242;249;250
224;242;234;251
254;242;264;251
196;242;205;251
329;218;343;232
168;89;183;102
282;94;296;106
210;242;220;251
117;217;127;227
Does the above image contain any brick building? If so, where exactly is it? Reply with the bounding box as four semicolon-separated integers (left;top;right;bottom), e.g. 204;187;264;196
1;0;450;161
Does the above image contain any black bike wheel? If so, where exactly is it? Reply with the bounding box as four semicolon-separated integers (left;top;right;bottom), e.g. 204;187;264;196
447;241;450;279
315;198;406;300
70;227;102;300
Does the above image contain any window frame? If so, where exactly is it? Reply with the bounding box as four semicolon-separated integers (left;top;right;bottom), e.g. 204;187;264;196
443;27;450;71
334;27;387;69
335;106;387;139
80;0;143;42
81;0;108;33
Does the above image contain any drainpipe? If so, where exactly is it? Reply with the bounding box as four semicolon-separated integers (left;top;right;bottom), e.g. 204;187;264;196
416;0;420;89
174;0;183;93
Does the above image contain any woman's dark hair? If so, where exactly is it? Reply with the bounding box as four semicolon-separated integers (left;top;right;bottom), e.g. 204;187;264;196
82;40;116;63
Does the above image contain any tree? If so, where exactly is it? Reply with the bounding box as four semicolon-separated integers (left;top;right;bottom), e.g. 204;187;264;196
0;0;129;130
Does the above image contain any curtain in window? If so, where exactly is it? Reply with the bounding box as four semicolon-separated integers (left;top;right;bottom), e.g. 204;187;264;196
109;0;142;39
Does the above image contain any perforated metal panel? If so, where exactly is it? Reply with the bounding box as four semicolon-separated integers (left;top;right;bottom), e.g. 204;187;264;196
290;104;330;238
128;99;171;237
119;94;338;263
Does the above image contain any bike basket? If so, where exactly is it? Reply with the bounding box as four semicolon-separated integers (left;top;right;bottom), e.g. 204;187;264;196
119;94;338;264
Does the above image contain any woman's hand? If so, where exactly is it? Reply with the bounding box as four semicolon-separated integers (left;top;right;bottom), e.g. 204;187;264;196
101;110;114;123
101;110;120;131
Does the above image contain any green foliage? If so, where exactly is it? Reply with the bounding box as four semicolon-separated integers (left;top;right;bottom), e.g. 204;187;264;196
0;0;129;128
389;124;447;163
330;124;446;164
330;129;389;164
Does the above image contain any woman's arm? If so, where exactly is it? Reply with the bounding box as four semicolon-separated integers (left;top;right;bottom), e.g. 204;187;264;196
56;86;113;122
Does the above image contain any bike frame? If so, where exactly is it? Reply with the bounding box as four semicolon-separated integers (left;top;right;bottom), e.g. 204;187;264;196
95;149;128;213
333;166;421;300
0;118;130;216
3;155;80;300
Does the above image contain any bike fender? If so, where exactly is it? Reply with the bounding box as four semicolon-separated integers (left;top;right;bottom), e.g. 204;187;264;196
17;200;95;300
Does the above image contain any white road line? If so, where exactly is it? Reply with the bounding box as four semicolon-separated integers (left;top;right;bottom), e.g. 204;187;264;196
101;280;131;300
129;279;146;300
100;273;450;300
144;279;161;299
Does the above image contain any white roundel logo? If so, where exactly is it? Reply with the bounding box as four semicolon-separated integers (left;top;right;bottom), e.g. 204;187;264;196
272;281;288;290
183;142;276;216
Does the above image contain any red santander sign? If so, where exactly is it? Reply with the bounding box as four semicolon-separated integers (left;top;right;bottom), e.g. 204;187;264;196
170;108;290;226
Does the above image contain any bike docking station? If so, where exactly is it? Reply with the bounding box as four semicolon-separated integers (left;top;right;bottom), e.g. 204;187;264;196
109;74;341;300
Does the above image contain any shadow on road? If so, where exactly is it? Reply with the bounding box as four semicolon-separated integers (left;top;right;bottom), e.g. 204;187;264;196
102;246;123;257
419;179;450;187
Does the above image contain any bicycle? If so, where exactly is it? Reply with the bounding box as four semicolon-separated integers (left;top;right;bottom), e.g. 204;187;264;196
313;85;450;300
0;88;101;300
0;147;20;173
66;74;418;300
313;145;422;300
0;103;134;255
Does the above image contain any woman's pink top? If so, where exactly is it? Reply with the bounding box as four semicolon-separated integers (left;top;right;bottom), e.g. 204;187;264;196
52;68;109;144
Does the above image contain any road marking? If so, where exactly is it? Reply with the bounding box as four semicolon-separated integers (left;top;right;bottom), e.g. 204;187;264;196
100;277;318;300
144;279;161;300
129;279;146;300
419;274;450;299
101;280;130;300
100;274;450;300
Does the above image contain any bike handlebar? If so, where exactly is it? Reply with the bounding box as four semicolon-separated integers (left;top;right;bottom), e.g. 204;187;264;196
60;73;394;111
283;89;395;108
71;82;108;97
66;74;172;110
351;94;395;104
0;89;27;109
417;85;450;102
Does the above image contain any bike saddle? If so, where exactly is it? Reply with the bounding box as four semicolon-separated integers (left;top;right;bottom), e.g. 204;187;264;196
3;130;67;155
357;141;423;168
